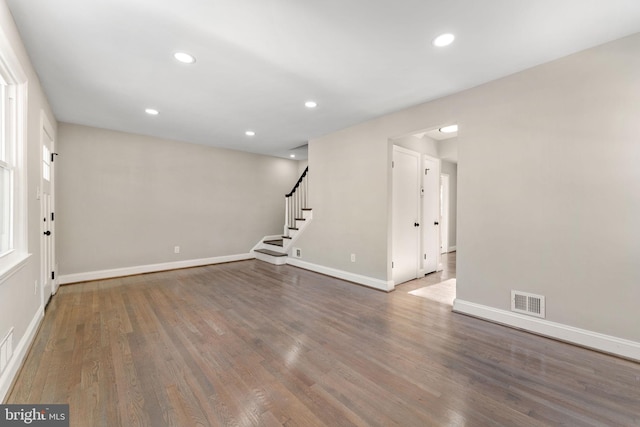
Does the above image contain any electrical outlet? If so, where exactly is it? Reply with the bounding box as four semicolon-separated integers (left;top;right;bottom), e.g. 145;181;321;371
174;246;180;254
351;253;356;262
293;247;301;258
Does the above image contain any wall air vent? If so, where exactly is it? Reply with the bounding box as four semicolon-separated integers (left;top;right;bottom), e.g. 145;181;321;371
511;291;545;318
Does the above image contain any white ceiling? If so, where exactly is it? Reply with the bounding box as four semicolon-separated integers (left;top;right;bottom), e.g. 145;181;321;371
7;0;640;159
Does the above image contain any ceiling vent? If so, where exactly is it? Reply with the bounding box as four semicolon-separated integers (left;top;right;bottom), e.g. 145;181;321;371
511;290;545;318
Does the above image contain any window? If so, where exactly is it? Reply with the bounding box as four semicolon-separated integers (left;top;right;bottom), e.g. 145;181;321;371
0;26;28;278
0;79;15;256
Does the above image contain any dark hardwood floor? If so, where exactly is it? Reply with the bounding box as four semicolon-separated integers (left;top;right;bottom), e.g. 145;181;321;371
7;254;640;426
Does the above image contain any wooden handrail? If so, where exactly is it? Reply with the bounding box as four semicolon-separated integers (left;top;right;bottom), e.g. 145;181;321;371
284;167;309;236
285;166;308;197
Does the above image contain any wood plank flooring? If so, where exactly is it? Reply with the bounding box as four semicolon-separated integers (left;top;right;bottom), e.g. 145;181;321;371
7;254;640;426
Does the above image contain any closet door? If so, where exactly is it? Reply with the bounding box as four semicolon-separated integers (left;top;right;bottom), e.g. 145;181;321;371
423;155;441;274
392;146;420;285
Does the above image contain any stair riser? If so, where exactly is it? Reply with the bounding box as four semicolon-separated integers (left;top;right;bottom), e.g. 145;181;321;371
255;251;287;265
265;244;284;250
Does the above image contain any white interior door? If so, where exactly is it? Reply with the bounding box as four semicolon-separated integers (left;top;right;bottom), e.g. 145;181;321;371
392;146;420;285
440;173;450;254
423;155;441;273
41;115;55;306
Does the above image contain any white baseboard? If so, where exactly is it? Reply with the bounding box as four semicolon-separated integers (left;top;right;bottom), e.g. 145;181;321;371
286;258;394;292
0;305;44;402
453;299;640;361
58;253;255;285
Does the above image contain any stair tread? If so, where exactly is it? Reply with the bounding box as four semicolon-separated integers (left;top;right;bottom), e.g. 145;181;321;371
255;249;287;257
302;208;312;211
282;236;292;239
295;218;306;221
264;239;284;246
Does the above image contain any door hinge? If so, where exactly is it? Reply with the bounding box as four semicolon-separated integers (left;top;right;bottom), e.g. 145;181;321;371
424;254;426;260
51;212;55;221
392;262;394;268
51;152;59;162
51;271;55;280
392;161;394;168
425;168;430;175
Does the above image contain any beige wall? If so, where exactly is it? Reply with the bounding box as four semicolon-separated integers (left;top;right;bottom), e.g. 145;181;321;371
456;33;640;342
297;160;308;176
0;0;57;401
298;33;640;343
299;95;459;282
393;134;439;157
438;137;458;163
300;126;391;280
56;124;299;275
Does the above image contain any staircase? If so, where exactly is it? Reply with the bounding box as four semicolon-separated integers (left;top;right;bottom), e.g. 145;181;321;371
253;167;312;265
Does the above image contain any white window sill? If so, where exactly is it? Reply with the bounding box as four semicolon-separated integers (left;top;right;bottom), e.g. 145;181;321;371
0;252;31;286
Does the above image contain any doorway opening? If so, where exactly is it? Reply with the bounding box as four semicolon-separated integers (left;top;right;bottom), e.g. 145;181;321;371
390;123;458;288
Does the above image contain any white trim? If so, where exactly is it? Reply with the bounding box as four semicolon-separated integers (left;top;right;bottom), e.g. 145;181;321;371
453;299;640;362
391;145;421;284
423;154;442;273
287;258;394;292
0;23;29;277
254;251;287;265
0;304;44;402
440;172;450;256
58;253;255;284
40;111;57;298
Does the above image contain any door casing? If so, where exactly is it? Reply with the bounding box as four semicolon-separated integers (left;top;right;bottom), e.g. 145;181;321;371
40;112;56;307
440;173;450;254
392;146;421;285
422;154;441;274
391;146;442;286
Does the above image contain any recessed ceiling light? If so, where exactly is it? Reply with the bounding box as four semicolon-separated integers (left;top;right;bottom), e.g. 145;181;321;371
439;124;458;133
245;130;255;136
145;108;159;115
305;101;317;108
289;154;296;158
433;33;455;47
174;52;196;64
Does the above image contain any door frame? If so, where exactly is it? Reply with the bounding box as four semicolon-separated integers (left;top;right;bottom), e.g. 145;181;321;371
421;154;442;274
40;111;56;306
440;173;450;254
391;145;422;285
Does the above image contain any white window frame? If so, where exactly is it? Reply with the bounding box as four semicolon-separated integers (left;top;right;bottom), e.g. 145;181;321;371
0;25;30;284
0;83;14;257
